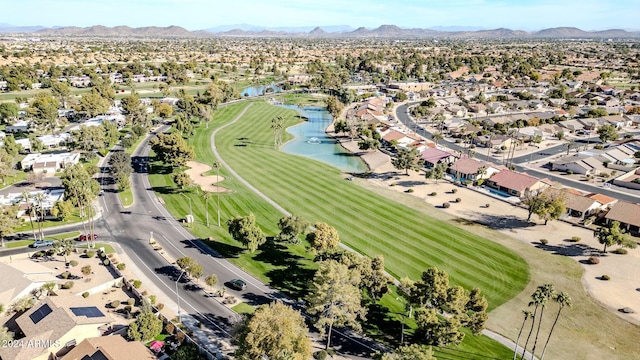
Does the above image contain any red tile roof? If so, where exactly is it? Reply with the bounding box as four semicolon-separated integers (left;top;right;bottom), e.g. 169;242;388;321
488;170;544;192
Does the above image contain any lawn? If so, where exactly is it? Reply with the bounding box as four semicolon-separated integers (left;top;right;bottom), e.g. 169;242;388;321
213;101;529;310
76;242;115;254
231;302;256;315
119;187;134;207
15;214;85;233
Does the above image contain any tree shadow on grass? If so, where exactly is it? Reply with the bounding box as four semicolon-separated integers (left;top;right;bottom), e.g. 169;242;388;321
256;241;315;299
193;239;244;259
361;302;402;346
453;212;534;230
151;186;177;195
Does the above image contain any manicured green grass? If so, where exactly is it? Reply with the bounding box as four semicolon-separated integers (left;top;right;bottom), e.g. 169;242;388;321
119;187;134;207
76;242;115;254
0;170;28;189
49;231;81;241
15;214;84;233
5;240;34;248
231;302;256;315
213;101;529;311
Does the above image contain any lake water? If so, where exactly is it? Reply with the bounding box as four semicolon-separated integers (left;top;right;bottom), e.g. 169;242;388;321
280;105;368;174
241;85;282;97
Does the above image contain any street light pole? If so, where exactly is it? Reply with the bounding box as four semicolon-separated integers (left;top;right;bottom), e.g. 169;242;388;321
176;270;185;324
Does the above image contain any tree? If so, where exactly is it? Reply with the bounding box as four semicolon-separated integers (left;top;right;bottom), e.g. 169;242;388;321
307;222;340;252
227;213;266;253
431;132;444;146
54;239;75;264
522;286;548;359
414;307;464;346
69;125;106;153
530;284;555;358
212;161;222;226
173;172;192;190
424;162;447;184
2;135;21;158
150;133;195;167
277;215;309;244
0;205;19;247
539;195;565;225
157;103;173;119
395;92;408;102
597;124;619;143
334;120;349;136
513;310;533;360
201;190;211;227
522;191;564;224
51;81;71;108
540;292;572;359
378;344;435;360
27;92;59;135
127;303;163;341
77;92;110;117
204;274;218;291
20;190;37;241
595;220;636;253
176;256;203;279
34;192;47;240
306;260;366;350
109;151;133;190
233;301;312;360
51;200;74;221
392;147;425;175
325;95;344;119
270;116;284;149
170;342;206;360
0;103;18;123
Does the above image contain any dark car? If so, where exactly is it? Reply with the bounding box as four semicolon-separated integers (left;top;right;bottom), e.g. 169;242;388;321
78;233;98;241
227;279;247;291
31;240;54;248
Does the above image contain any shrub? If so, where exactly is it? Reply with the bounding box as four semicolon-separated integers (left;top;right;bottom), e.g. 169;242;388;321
442;202;451;208
451;188;458;194
430;192;437;196
405;188;414;193
117;263;126;271
455;198;462;203
61;271;71;279
149;295;157;305
62;281;74;289
601;275;611;281
613;248;628;255
81;265;92;276
156;303;164;311
127;298;135;306
124;305;132;313
570;236;581;242
133;280;142;289
588;256;600;265
110;300;120;308
103;259;110;266
141;290;149;296
86;251;95;258
175;331;186;343
69;260;78;267
314;350;328;360
121;137;134;148
539;239;548;245
165;323;175;334
485;203;490;208
82;292;90;298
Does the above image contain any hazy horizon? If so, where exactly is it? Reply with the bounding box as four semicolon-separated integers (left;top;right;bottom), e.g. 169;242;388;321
2;0;638;31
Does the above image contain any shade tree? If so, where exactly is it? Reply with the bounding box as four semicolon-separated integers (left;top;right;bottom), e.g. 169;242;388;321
227;213;266;253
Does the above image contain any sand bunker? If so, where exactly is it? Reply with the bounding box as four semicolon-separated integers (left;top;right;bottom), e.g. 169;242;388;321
184;161;229;193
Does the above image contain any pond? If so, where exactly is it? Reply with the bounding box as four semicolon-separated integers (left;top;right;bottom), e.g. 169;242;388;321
280;105;368;174
241;85;282;97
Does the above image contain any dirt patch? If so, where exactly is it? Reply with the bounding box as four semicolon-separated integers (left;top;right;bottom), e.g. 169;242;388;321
184;161;229;193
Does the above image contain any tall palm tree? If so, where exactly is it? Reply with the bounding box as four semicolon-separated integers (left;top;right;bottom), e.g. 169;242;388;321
34;192;47;241
540;292;572;359
523;288;545;358
20;190;37;241
212;161;222;226
432;132;444;146
270;116;284;149
513;310;533;360
202;190;211;227
531;284;555;359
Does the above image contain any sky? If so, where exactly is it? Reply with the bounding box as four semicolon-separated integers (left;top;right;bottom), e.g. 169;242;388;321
1;0;639;31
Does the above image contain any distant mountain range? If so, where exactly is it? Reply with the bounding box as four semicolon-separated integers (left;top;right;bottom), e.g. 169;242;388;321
1;23;639;39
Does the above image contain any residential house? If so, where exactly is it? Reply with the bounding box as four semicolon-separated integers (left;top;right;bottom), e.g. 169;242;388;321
0;296;113;360
448;157;499;182
421;147;458;168
604;200;640;235
545;188;603;219
485;170;552;197
387;82;433;93
5;119;31;133
20;152;81;172
288;75;312;85
0;261;57;310
601;115;632;128
551;154;603;175
60;336;155;360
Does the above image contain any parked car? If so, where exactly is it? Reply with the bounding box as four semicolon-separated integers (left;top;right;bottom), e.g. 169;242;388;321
227;279;247;291
31;240;54;248
78;233;98;241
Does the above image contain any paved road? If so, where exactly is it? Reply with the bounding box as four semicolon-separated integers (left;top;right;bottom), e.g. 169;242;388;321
396;103;640;203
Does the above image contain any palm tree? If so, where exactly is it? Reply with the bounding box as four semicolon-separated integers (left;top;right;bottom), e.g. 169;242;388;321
20;190;37;241
212;161;222;226
202;190;211;227
513;310;533;360
566;141;576;155
34;192;47;241
270;116;284;149
530;284;555;359
432;132;443;146
522;288;545;358
540;292;572;359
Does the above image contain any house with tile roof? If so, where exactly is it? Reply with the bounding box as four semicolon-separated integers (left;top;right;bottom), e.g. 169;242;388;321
485;170;552;198
421;147;458;168
0;296;113;360
604;200;640;235
448;157;500;182
60;335;155;360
